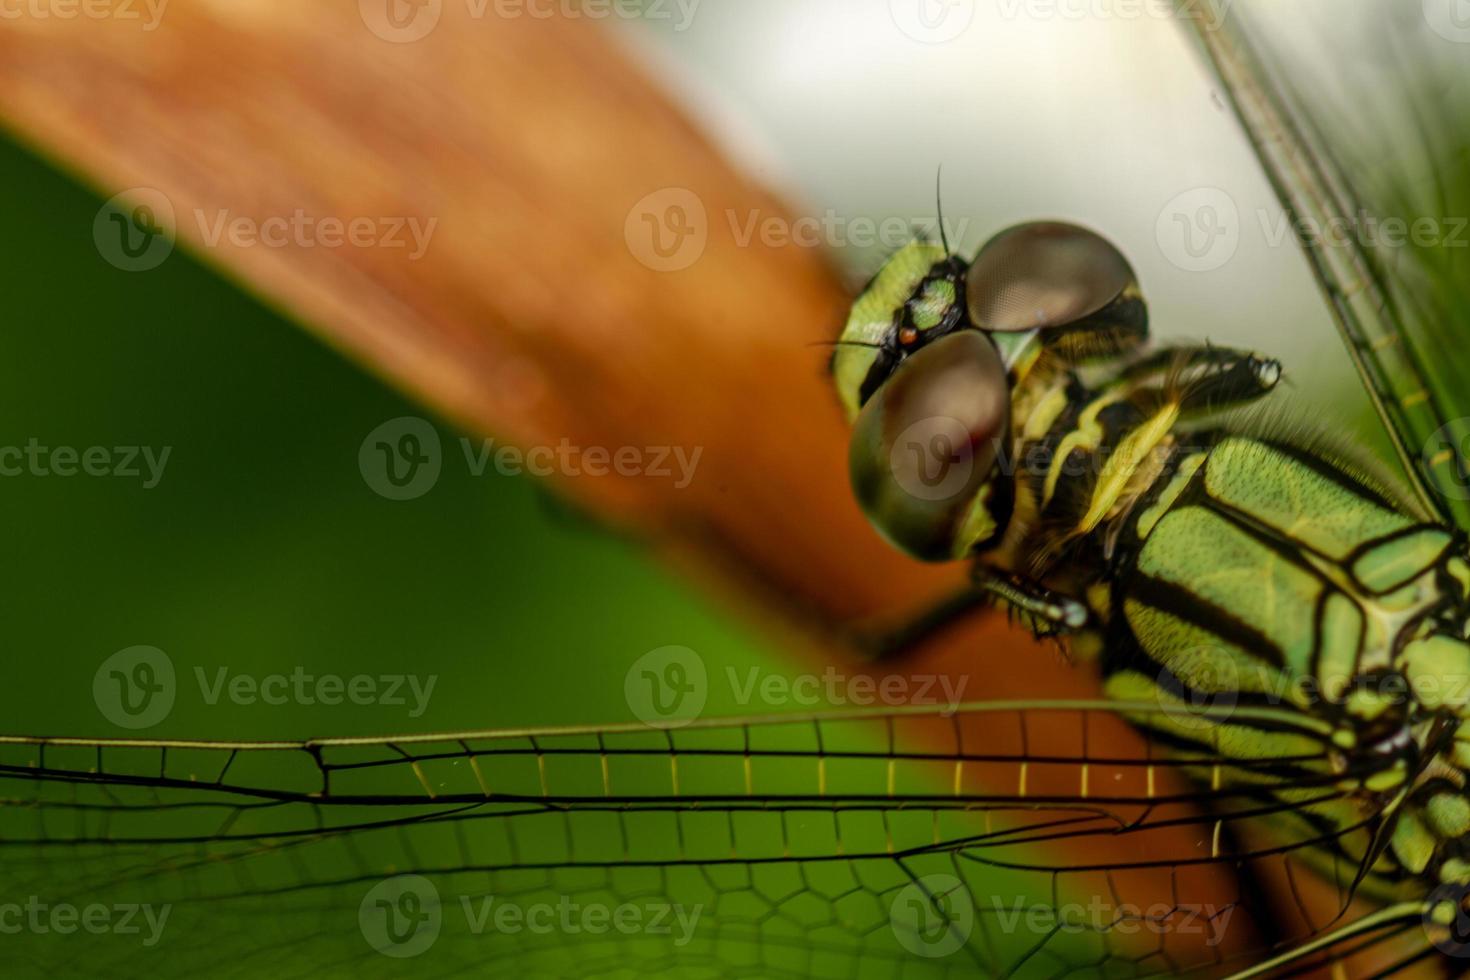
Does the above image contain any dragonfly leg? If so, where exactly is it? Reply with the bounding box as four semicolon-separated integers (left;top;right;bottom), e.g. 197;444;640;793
1116;344;1281;418
973;568;1090;638
843;568;1089;660
1174;348;1282;416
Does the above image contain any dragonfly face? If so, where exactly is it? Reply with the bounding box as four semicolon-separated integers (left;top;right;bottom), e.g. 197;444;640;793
836;222;1148;564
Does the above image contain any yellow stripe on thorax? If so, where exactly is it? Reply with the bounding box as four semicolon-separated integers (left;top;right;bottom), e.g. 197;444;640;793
1022;384;1069;441
1078;403;1179;535
1042;390;1126;506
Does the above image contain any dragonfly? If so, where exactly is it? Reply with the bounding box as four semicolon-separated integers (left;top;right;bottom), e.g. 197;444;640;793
7;2;1470;977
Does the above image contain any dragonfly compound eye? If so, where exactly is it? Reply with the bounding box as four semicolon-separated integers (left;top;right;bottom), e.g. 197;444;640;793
965;221;1147;350
848;330;1011;562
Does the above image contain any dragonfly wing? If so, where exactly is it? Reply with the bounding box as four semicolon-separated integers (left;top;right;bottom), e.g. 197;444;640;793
0;704;1430;978
1186;0;1470;530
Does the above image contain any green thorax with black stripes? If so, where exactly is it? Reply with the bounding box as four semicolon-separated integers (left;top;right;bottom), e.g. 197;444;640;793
1100;433;1470;894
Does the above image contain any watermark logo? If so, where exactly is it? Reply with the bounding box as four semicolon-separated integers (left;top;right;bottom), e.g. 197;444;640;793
1155;652;1240;731
493;0;701;29
359;417;704;500
1260;210;1470;252
461;437;702;488
0;898;171;946
1156;187;1239;272
195;666;436;718
623;648;968;728
1151;655;1470;720
1425;0;1470;44
359;0;442;42
360;417;443;501
625;645;707;728
93;646;176;730
0;0;169;29
626;193;972;272
890;416;978;503
459;893;702;946
891;888;1237;956
0;440;171;488
194;209;437;259
889;0;976;44
1425;882;1470;958
95;190;439;270
360;875;442;958
727;209;970;252
1158;195;1459;273
626;188;709;273
994;0;1228;29
891;874;973;958
360;0;701;41
989;896;1234;945
94;187;175;272
94;648;437;729
1425;418;1470;501
359;876;703;957
727;665;968;715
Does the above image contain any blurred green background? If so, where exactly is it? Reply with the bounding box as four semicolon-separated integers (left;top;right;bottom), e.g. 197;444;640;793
0;131;788;743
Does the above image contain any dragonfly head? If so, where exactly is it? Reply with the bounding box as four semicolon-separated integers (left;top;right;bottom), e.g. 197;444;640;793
847;329;1012;561
833;222;1148;562
830;239;972;422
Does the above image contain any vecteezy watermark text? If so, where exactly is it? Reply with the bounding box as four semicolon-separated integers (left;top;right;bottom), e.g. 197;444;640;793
888;0;1227;45
624;646;969;728
1156;186;1470;273
357;0;702;44
93;646;437;730
358;875;702;958
461;438;701;488
359;416;703;501
487;0;700;28
93;188;439;271
0;0;168;29
995;0;1230;28
195;209;437;259
0;897;170;947
1151;652;1470;732
625;186;972;273
726;209;972;252
458;894;701;946
0;440;170;488
889;874;1235;960
725;665;968;714
195;666;436;718
988;896;1234;946
1260;210;1470;252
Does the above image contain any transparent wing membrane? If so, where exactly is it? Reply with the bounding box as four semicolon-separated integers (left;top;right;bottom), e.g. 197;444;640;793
0;703;1435;977
1187;0;1470;529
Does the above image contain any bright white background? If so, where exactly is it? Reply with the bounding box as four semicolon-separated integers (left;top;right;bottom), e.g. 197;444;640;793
624;0;1376;431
